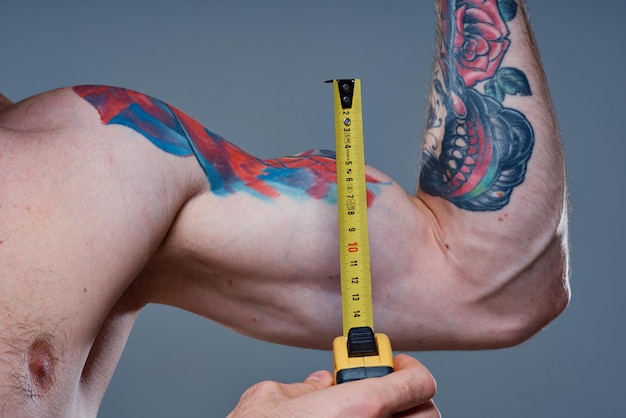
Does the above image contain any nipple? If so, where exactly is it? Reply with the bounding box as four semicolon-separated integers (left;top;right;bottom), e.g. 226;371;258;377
27;339;56;394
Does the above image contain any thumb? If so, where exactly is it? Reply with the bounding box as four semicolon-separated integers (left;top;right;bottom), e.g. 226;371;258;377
279;370;334;399
305;370;334;384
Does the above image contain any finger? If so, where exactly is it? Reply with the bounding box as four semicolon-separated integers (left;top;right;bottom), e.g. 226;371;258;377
234;371;332;406
228;372;334;418
392;353;430;372
278;370;334;399
394;400;441;418
371;354;438;415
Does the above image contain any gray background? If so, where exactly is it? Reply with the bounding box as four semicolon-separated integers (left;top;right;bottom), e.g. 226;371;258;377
1;0;623;416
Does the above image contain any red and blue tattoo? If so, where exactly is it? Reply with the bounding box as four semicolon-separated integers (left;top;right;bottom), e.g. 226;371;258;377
420;0;533;211
73;85;385;205
75;1;529;211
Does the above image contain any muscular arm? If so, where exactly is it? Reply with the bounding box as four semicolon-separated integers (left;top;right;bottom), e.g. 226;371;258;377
158;0;569;350
63;0;568;352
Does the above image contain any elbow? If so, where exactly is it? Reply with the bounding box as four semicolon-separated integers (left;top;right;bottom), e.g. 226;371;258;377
497;273;570;349
493;170;572;347
480;235;571;349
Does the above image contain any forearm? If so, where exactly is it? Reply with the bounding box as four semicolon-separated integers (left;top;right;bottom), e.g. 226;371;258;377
417;0;569;344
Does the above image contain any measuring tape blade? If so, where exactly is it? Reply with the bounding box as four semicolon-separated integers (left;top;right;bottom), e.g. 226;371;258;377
328;78;373;335
327;79;393;383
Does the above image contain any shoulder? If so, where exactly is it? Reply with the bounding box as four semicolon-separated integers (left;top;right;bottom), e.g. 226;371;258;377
0;85;204;415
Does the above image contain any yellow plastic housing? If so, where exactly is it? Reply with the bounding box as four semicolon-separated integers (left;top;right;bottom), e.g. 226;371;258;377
333;333;394;384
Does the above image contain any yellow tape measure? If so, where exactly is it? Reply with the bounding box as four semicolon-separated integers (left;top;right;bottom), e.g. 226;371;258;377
327;79;393;384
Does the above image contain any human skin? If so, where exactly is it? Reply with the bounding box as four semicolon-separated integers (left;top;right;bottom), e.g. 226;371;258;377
227;354;440;418
0;0;568;415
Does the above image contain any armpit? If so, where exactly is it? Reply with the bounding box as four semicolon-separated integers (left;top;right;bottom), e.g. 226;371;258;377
0;93;12;112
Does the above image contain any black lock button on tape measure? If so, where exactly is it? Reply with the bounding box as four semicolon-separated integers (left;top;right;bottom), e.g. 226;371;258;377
326;79;393;384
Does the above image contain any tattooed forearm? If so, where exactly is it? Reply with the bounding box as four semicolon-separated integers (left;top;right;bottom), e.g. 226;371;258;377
73;85;386;205
420;0;533;211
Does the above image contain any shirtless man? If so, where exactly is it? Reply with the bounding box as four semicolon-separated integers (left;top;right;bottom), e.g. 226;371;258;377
0;0;569;416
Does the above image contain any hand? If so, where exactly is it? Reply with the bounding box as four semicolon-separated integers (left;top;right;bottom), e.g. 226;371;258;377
227;354;440;418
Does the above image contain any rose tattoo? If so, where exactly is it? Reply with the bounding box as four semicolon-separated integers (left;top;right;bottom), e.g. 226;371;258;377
420;0;533;211
452;0;510;87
